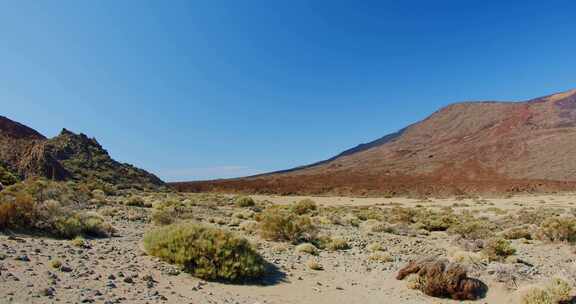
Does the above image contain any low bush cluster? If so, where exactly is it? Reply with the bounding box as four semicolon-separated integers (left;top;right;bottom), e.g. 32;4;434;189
235;196;256;208
258;207;317;244
536;217;576;243
482;238;516;262
0;165;18;186
291;199;317;215
521;278;572;304
0;179;114;238
143;222;266;282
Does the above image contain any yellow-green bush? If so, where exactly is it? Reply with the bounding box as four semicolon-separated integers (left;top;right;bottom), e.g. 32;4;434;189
54;212;114;238
0;179;114;239
125;195;147;207
536;217;576;243
0;165;18;186
482;238;516;262
235;196;256;208
502;226;533;240
448;218;495;240
521;278;572;304
291;199;317;215
258;208;316;244
143;222;266;282
326;237;350;251
295;243;318;255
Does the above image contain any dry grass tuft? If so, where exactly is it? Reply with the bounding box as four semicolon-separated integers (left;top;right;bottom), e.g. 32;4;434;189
520;277;573;304
295;243;318;255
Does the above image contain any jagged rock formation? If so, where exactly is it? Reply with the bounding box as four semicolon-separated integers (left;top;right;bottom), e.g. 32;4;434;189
0;116;164;190
173;89;576;196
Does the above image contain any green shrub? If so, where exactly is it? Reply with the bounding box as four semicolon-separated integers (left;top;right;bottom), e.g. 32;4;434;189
448;219;495;240
291;199;317;215
235;196;256;208
143;222;266;282
413;210;457;232
259;208;316;244
0;165;18;186
482;238;516;262
54;212;114;238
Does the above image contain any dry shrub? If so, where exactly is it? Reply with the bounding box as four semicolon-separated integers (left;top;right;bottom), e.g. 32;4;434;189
239;220;259;234
291;199;317;215
368;252;393;263
0;180;113;238
258;208;316;244
124;195;148;207
235;196;256;208
520;278;573;304
325;237;350;251
306;258;323;270
360;219;394;234
482;238;516;262
367;242;384;252
502;226;533;240
413;209;457;232
536;217;576;243
397;257;487;300
448;218;495;240
447;248;485;266
295;243;318;255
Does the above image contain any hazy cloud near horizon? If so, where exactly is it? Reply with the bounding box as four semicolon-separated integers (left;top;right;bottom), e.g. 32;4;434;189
159;166;264;182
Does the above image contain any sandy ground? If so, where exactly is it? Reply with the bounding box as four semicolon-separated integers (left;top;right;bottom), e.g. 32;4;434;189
2;193;576;304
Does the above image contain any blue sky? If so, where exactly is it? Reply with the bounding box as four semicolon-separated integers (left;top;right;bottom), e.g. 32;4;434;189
2;1;576;181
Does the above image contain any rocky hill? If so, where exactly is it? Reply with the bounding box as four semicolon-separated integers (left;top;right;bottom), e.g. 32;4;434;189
0;116;164;190
173;89;576;196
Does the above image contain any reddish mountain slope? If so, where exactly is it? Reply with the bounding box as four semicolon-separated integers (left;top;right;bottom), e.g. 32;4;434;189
173;89;576;196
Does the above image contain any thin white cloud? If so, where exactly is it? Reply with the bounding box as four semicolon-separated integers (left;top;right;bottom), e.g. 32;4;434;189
159;166;264;182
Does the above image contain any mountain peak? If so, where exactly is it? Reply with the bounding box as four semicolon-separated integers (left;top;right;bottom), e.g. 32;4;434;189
0;116;164;190
175;88;576;196
0;116;46;140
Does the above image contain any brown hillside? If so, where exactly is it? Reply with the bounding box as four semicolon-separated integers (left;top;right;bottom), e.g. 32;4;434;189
0;116;164;190
173;89;576;196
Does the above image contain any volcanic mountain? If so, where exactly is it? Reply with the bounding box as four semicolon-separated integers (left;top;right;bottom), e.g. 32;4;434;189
173;89;576;196
0;116;164;190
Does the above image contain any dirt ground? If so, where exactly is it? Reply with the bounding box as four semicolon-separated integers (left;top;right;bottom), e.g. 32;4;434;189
2;192;576;304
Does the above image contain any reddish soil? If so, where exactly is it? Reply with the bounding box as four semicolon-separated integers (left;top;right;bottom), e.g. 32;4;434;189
173;89;576;196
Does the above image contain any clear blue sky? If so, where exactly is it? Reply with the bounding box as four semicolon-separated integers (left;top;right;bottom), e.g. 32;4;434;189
2;1;575;181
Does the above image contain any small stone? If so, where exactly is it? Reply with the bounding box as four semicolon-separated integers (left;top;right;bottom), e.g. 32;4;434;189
40;287;55;296
60;265;73;272
16;255;30;262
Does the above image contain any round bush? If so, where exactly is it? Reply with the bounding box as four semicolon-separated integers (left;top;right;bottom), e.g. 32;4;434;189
235;196;256;208
143;222;266;282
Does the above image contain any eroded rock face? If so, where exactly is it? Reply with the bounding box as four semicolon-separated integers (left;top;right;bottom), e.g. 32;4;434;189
0;116;164;189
